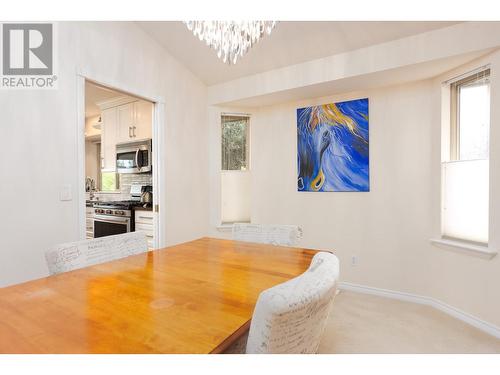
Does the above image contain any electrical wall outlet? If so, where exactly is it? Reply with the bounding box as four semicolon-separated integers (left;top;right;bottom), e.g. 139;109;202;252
351;255;359;266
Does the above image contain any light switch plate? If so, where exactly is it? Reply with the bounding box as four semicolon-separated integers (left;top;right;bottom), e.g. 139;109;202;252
60;184;72;201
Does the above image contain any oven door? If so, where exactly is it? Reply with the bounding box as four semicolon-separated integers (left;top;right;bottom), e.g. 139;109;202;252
93;215;131;238
116;141;152;174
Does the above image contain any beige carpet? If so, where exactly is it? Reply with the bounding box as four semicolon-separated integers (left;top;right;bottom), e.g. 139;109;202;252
318;290;500;354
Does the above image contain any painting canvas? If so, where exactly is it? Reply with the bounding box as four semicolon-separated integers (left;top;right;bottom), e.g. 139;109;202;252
297;98;369;192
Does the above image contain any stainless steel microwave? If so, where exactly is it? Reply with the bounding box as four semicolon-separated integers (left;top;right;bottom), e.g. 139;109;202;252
116;139;152;174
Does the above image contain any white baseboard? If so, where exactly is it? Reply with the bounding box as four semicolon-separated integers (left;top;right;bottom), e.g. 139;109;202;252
338;281;500;340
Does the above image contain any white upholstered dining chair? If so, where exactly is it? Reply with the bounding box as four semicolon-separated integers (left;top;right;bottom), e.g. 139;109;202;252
232;223;303;246
45;232;148;275
224;251;339;354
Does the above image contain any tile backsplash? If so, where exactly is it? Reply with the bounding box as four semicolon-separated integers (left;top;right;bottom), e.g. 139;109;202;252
87;173;152;201
119;173;153;195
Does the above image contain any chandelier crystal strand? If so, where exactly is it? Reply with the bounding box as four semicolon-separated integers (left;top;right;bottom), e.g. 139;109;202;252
184;21;276;65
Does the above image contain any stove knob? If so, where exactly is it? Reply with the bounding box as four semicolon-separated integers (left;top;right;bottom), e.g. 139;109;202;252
116;211;124;215
106;210;112;214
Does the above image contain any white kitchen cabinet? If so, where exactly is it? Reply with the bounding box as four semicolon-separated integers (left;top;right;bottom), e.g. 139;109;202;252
134;210;155;249
133;100;153;140
116;102;135;144
116;101;153;144
98;98;152;171
86;207;94;239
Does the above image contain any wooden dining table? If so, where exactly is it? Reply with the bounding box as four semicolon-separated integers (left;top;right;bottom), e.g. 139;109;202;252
0;237;318;354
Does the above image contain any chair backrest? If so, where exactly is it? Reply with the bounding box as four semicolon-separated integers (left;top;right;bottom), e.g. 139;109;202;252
245;251;339;354
232;223;303;246
45;232;148;275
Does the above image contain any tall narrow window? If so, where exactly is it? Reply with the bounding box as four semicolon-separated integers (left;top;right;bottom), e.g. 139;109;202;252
443;69;490;243
222;115;249;171
221;115;251;224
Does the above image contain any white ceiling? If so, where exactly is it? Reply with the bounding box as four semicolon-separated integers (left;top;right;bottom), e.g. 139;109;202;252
85;82;132;117
137;21;459;86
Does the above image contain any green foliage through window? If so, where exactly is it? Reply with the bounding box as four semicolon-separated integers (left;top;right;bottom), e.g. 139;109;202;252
101;172;118;191
222;115;249;170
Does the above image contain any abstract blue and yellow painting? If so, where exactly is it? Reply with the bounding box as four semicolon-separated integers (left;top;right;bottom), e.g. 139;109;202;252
297;98;369;192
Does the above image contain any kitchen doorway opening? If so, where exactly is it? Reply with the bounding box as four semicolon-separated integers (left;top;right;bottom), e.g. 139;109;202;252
77;75;165;249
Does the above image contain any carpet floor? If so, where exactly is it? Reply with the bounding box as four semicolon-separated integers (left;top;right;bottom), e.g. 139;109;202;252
318;290;500;353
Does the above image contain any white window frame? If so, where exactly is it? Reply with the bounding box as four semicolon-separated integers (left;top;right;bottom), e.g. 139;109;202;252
449;68;490;161
221;114;251;171
220;113;251;225
431;66;496;258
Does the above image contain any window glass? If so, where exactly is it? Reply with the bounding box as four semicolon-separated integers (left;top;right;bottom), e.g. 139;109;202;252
442;159;488;243
458;79;490;160
222;116;249;170
101;172;118;191
443;69;490;243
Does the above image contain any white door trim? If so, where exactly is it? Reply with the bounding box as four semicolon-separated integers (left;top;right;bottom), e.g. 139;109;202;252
76;75;86;241
76;70;166;248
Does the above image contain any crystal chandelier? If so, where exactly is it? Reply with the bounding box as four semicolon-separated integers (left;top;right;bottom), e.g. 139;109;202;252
184;21;276;65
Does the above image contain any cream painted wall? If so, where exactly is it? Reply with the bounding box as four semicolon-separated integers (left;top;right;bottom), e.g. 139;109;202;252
208;51;500;328
0;22;209;287
85;140;99;184
210;81;435;298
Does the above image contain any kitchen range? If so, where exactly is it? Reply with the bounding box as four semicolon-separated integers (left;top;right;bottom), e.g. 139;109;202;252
93;200;137;237
86;184;154;248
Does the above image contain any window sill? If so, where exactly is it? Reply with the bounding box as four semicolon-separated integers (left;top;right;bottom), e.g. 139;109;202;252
430;238;497;259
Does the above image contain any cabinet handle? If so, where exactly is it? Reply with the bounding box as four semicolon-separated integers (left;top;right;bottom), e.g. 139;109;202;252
129;126;132;138
133;126;137;138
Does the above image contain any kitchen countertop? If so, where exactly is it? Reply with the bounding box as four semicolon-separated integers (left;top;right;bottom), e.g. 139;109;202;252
134;206;153;211
85;200;153;211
